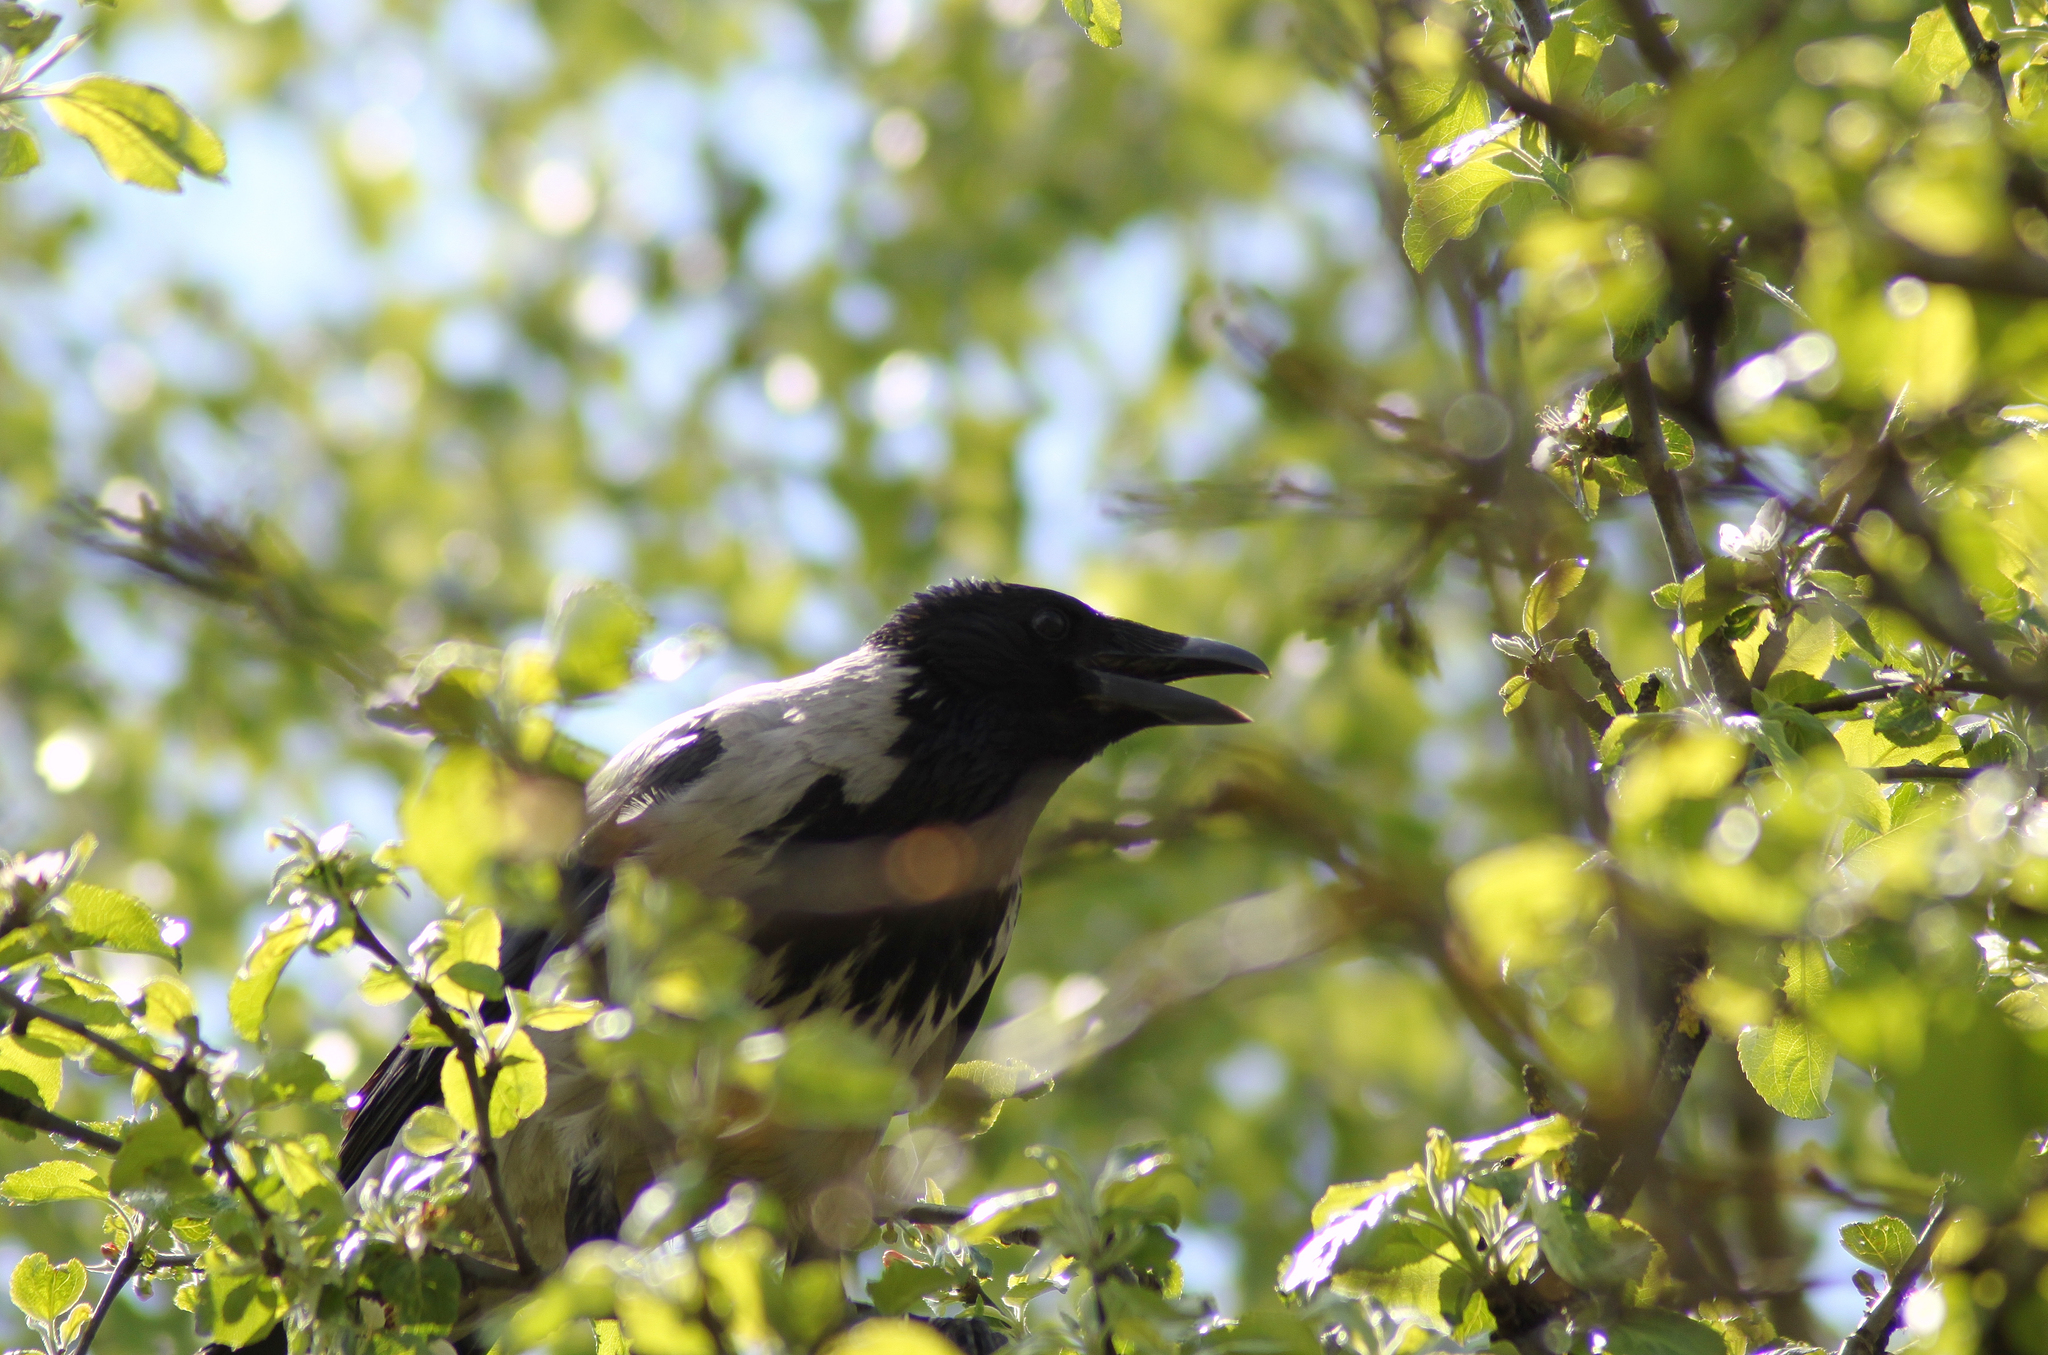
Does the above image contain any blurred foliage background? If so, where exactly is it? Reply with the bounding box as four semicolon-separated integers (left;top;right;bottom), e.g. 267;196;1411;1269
12;0;2048;1350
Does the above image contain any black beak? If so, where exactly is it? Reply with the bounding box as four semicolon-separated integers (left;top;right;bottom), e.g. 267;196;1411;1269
1082;632;1269;726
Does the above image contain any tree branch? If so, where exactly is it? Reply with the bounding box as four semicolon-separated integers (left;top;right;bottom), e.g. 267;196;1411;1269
1464;39;1644;157
1527;660;1614;734
339;899;541;1279
70;1238;142;1355
1587;952;1709;1216
1940;0;2007;116
1840;1193;1950;1355
1614;0;1686;85
1572;630;1633;716
1621;359;1753;713
0;1088;121;1154
1867;765;1981;782
0;989;281;1268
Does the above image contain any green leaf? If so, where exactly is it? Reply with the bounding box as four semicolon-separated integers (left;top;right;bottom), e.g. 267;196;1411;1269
1455;1113;1577;1164
1404;154;1514;270
40;76;226;192
0;3;56;54
440;1026;546;1136
1602;1310;1727;1355
524;998;602;1031
912;1058;1047;1139
59;882;179;960
0;1034;63;1108
1737;1018;1836;1119
399;1105;462;1157
443;960;505;1001
10;1253;84;1324
109;1114;206;1197
1058;0;1120;48
1500;673;1532;714
1523;558;1588;634
358;966;414;1006
550;581;653;700
1875;688;1945;747
1;1161;104;1204
1892;6;1988;109
771;1015;911;1129
1531;1196;1656;1292
203;1268;280;1347
228;907;312;1041
1661;417;1693;470
0;126;39;178
869;1260;952;1315
1840;1216;1917;1276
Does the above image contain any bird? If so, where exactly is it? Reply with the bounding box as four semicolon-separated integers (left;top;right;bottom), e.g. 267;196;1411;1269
298;580;1263;1342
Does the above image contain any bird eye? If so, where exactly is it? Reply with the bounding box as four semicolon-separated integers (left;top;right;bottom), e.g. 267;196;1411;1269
1032;609;1070;641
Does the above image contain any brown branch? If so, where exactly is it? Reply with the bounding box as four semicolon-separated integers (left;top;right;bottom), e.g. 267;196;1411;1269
1795;678;2001;714
1621;360;1753;713
1588;970;1709;1217
1508;0;1551;43
1867;764;1981;782
340;899;541;1279
1572;630;1633;716
71;1238;142;1355
1614;0;1686;84
1527;660;1614;734
0;1089;121;1154
1840;1193;1951;1355
1940;0;2008;116
1464;39;1644;157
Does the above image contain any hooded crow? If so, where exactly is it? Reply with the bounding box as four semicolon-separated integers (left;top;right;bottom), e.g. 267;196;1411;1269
333;579;1266;1294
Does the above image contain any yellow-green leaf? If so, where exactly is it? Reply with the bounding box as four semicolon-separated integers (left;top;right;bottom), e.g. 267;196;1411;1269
228;907;312;1041
1892;6;1990;109
40;75;226;192
441;1027;546;1136
0;126;39;178
10;1252;84;1323
0;1034;63;1108
358;966;415;1006
60;882;179;961
1840;1216;1916;1276
550;581;653;700
1;1161;104;1204
1737;1017;1835;1119
1058;0;1120;49
1523;558;1589;634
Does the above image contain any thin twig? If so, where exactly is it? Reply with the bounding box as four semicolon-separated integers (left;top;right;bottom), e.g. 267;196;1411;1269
70;1236;142;1355
1940;0;2007;116
340;898;541;1279
1464;38;1644;157
1613;0;1686;84
0;989;283;1267
1572;630;1633;716
1795;679;2000;715
1840;1192;1951;1355
1589;955;1710;1217
1866;765;1981;782
0;1089;121;1154
1527;661;1614;734
1621;359;1753;713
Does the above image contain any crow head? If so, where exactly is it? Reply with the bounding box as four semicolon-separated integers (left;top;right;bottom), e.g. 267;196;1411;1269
870;579;1267;761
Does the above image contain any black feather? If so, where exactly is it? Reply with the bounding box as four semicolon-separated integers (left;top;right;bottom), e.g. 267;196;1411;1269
750;884;1015;1043
564;1158;621;1251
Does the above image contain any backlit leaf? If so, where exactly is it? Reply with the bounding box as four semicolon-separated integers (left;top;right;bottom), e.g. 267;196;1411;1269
40;76;226;191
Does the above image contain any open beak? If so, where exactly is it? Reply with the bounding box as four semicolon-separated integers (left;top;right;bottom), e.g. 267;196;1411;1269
1083;632;1269;726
